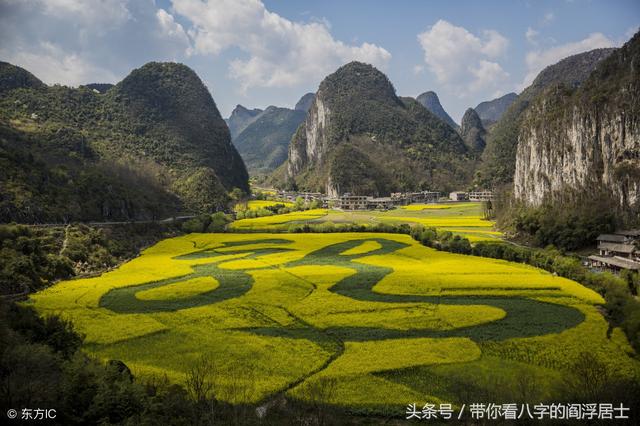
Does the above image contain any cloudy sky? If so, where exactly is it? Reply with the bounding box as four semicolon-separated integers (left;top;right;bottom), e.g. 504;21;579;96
1;0;638;122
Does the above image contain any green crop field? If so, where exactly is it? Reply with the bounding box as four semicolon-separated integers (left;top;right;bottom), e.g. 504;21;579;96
29;233;639;413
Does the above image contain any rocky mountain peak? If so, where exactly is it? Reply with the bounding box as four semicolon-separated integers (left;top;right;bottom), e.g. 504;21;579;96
415;91;458;129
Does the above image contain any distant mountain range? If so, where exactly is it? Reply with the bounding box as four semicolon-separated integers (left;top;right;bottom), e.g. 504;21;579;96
225;92;313;175
474;92;517;127
232;106;306;175
0;61;248;222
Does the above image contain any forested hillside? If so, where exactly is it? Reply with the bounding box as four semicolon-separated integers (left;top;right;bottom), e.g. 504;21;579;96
0;62;248;222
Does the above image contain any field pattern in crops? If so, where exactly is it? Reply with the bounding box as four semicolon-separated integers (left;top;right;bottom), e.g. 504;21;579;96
30;233;639;410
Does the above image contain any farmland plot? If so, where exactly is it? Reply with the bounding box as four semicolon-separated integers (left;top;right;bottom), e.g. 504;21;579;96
29;233;639;411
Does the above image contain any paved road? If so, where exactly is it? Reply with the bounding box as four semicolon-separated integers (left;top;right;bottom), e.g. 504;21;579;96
18;215;197;228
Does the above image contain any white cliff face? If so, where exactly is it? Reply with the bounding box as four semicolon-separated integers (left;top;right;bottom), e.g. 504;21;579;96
305;96;329;164
286;89;331;181
514;100;640;208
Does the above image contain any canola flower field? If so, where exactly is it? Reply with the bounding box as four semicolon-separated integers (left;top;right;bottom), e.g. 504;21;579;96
234;199;294;212
230;202;501;241
30;232;640;411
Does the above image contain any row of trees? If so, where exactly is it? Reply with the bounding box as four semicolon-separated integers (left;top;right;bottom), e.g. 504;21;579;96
235;197;321;220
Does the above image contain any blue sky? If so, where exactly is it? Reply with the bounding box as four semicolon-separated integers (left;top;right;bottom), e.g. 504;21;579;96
1;0;638;122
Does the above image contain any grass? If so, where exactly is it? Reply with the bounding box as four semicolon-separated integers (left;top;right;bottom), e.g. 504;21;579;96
29;233;639;411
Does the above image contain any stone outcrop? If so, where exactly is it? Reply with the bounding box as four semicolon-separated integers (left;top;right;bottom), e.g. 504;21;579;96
514;33;640;209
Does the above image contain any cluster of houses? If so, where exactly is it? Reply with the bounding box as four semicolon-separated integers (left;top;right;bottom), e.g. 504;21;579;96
449;191;494;202
587;230;640;273
274;189;493;211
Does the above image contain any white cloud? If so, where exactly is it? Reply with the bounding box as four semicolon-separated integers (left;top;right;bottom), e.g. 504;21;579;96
0;0;194;86
541;12;555;26
156;9;190;48
40;0;131;28
0;41;118;86
170;0;391;92
412;64;425;75
526;27;539;45
468;60;509;93
416;20;510;96
520;32;617;89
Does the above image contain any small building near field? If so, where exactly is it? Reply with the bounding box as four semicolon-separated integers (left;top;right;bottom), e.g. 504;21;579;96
369;197;395;210
469;191;493;201
588;230;640;272
449;191;468;201
338;194;369;210
588;255;640;273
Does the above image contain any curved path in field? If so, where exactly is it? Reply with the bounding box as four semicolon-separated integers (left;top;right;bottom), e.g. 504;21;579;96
100;237;585;342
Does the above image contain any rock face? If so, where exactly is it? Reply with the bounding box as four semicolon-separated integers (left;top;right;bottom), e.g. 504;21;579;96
294;92;315;112
416;91;458;129
226;105;262;138
285;62;471;196
460;108;486;153
514;33;640;210
477;48;616;188
233;106;306;174
474;92;517;126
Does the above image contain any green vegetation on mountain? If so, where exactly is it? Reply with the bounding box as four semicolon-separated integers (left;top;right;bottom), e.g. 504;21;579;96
0;61;248;222
233;106;305;175
459;108;486;153
81;83;114;94
294;92;315;112
476;48;615;188
286;62;473;195
0;61;45;92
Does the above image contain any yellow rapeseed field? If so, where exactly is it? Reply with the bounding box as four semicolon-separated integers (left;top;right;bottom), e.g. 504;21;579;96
29;232;639;410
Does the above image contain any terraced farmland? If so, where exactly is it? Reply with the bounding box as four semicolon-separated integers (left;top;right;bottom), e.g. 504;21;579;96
29;233;639;412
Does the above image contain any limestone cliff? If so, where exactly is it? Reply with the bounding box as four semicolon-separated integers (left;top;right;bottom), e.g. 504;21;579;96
514;33;640;210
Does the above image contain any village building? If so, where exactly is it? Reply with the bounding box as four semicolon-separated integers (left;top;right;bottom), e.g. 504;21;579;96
468;191;494;201
390;191;440;205
588;230;640;273
337;194;369;210
368;197;395;210
449;191;469;201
